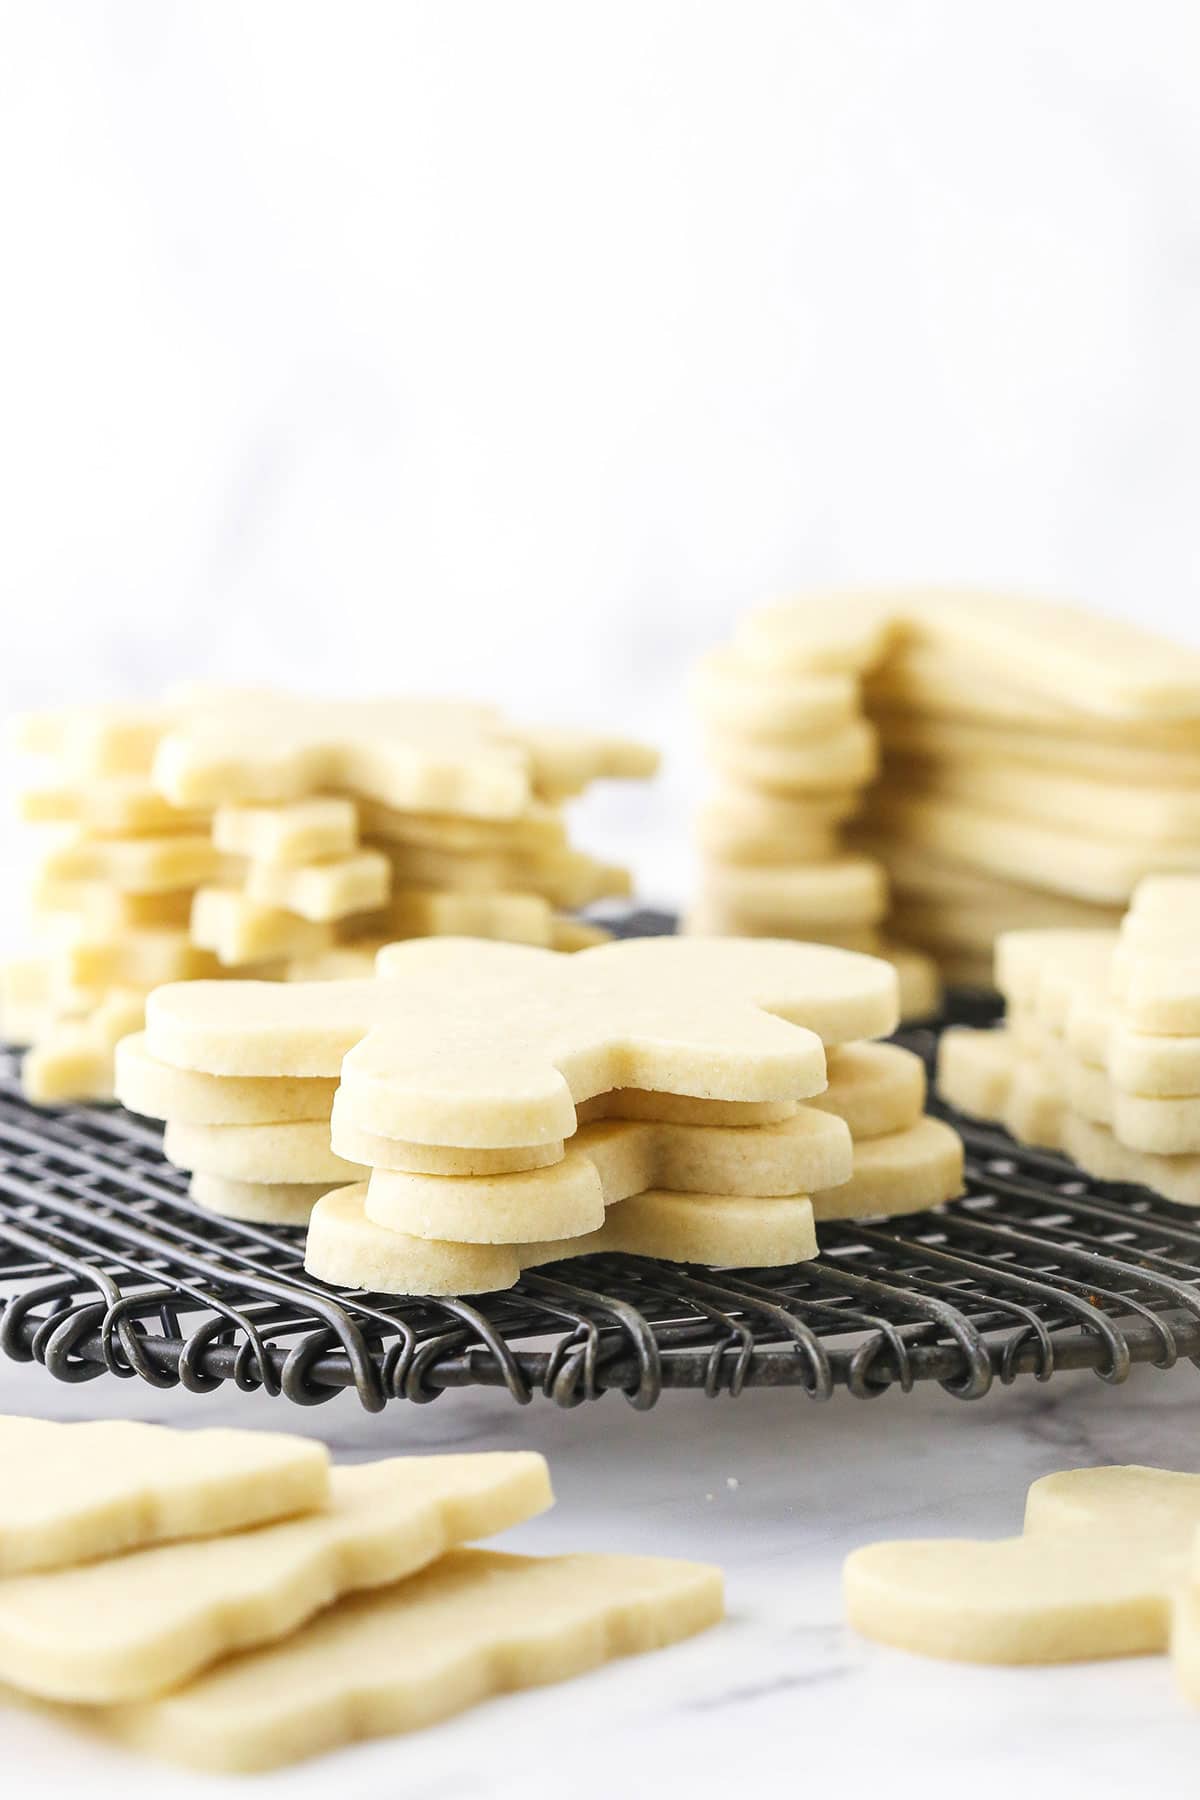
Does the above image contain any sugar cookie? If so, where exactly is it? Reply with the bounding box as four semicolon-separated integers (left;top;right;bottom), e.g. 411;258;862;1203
736;596;897;673
164;1119;364;1185
82;1549;720;1773
305;1183;819;1295
190;887;336;965
22;992;148;1104
935;1026;1014;1121
1061;1113;1200;1206
1106;1022;1200;1099
212;797;359;867
0;1454;551;1705
691;647;860;736
115;1033;338;1124
36;833;226;896
0;1417;329;1576
189;1174;330;1224
147;938;898;1146
18;780;205;836
375;842;629;909
357;796;567;854
698;857;888;930
845;1532;1180;1664
806;1042;925;1140
1025;1466;1200;1544
809;1117;962;1221
705;720;878;793
243;849;391;922
361;1110;853;1244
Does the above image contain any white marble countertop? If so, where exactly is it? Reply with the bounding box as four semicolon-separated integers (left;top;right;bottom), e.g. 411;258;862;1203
3;1350;1198;1799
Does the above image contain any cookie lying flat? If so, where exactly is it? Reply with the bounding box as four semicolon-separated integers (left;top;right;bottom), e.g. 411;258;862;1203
705;720;878;794
19;779;205;837
33;883;196;933
0;1453;551;1704
243;849;391;922
806;1043;925;1139
0;1417;329;1576
356;796;567;854
305;1184;819;1295
1106;1023;1200;1098
809;1117;963;1221
115;1033;338;1124
191;887;336;965
868;792;1200;903
36;833;226;896
1061;1113;1200;1206
212;798;359;867
86;1548;721;1773
691;647;860;736
361;1110;853;1244
164;1119;365;1185
147;936;898;1146
885;945;942;1021
51;930;221;993
699;857;888;930
22;991;148;1104
845;1532;1181;1664
874;707;1200;788
1025;1466;1200;1544
369;887;574;947
736;596;897;673
189;1173;330;1223
884;758;1200;844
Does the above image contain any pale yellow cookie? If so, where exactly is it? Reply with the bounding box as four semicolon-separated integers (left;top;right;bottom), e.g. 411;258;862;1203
165;1119;365;1185
243;848;391;922
50;929;222;993
18;779;206;836
806;1042;925;1139
361;1110;853;1244
1025;1466;1200;1544
1106;1022;1200;1098
882;756;1200;844
845;1531;1179;1664
190;887;336;965
306;1183;819;1295
375;841;630;909
213;797;359;867
705;720;879;794
698;856;888;930
935;1026;1014;1122
809;1117;963;1221
368;887;569;946
147;937;898;1146
884;943;942;1020
36;833;226;896
872;706;1200;788
683;900;883;952
691;646;861;736
22;991;148;1104
30;884;196;932
80;1548;720;1773
1061;1112;1200;1205
735;595;898;673
115;1032;338;1124
14;701;169;777
868;792;1200;903
0;1417;328;1576
0;1453;551;1705
356;796;567;854
189;1175;330;1224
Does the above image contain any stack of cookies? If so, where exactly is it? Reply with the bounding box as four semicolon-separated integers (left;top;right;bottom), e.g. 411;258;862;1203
691;591;1200;990
3;690;656;1102
688;604;940;1020
938;876;1200;1204
0;1418;720;1774
138;936;962;1284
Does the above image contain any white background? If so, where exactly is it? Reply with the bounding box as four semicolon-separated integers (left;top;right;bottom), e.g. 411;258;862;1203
3;0;1200;903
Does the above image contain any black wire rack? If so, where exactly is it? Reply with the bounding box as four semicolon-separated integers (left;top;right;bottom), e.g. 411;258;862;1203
3;915;1200;1414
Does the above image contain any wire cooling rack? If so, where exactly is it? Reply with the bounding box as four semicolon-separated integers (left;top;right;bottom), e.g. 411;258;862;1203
3;916;1200;1413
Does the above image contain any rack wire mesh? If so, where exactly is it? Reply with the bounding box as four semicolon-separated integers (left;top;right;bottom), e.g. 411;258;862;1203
3;918;1200;1413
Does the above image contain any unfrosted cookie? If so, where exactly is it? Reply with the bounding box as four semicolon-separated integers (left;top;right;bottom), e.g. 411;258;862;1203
36;833;226;896
1061;1113;1200;1206
360;1110;853;1244
212;797;359;867
1106;1022;1200;1098
22;991;148;1104
243;849;391;922
146;937;898;1146
809;1117;963;1221
164;1119;365;1185
115;1033;338;1124
1025;1466;1200;1544
84;1548;721;1773
191;887;336;965
376;841;629;909
935;1026;1015;1121
705;720;879;794
735;596;897;673
698;857;888;930
189;1174;330;1224
356;796;567;854
19;779;205;837
0;1417;328;1576
845;1531;1179;1664
691;646;860;735
0;1453;551;1704
881;757;1200;844
806;1042;925;1140
305;1183;819;1295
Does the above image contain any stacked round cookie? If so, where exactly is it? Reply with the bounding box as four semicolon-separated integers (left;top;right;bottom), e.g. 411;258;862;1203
937;877;1200;1204
3;691;655;1102
136;936;962;1293
688;603;940;1020
691;591;1200;991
